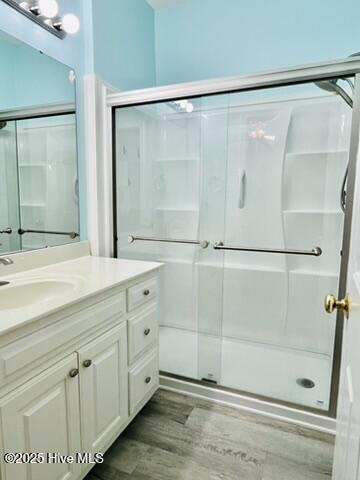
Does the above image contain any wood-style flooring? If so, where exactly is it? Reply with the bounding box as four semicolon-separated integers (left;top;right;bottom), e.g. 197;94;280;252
85;389;334;480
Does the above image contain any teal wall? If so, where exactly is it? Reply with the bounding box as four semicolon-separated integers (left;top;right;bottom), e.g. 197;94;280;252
92;0;156;90
0;39;74;111
154;0;360;85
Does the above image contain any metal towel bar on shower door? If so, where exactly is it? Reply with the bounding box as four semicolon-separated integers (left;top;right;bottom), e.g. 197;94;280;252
18;228;80;239
128;235;210;249
213;242;322;257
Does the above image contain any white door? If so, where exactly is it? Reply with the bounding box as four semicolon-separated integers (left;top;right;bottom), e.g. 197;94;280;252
332;120;360;477
77;323;128;455
0;354;82;480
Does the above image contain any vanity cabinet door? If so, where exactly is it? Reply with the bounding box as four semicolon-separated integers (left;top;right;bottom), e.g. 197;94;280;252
78;323;128;455
0;354;82;480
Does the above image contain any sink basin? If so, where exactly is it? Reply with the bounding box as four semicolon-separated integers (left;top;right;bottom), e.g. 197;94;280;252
0;278;78;310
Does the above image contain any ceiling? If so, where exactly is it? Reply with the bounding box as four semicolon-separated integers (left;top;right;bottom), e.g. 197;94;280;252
146;0;189;9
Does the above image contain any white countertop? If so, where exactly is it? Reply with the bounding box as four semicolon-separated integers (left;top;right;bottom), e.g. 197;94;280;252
0;254;162;337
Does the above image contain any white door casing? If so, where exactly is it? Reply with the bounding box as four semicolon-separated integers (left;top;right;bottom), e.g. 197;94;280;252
333;73;360;479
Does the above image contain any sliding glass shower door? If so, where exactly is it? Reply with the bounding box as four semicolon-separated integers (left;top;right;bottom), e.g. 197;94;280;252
114;77;353;412
115;98;208;381
0;113;78;254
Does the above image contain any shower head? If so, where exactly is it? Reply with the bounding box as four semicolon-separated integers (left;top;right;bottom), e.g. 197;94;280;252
315;78;353;108
0;121;7;130
315;56;357;214
315;79;339;93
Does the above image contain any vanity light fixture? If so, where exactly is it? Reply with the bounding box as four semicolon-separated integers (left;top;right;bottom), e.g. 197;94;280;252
1;0;80;39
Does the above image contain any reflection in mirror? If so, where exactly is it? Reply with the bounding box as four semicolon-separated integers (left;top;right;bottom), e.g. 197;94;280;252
0;30;79;255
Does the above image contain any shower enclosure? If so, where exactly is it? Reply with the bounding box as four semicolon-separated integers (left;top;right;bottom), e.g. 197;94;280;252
110;60;360;416
0;112;79;253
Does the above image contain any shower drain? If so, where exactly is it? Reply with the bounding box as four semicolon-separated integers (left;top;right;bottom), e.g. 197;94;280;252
296;378;315;389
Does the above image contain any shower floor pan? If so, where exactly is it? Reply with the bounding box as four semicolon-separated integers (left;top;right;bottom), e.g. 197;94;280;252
159;326;332;411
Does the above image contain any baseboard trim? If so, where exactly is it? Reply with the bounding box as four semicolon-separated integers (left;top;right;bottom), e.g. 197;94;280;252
160;375;336;435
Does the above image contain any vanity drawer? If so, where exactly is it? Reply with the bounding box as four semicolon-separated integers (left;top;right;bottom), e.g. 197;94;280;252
0;292;126;388
128;305;158;365
129;349;158;415
127;277;157;312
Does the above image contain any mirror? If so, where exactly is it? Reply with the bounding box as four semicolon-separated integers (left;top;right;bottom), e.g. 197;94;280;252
0;31;79;255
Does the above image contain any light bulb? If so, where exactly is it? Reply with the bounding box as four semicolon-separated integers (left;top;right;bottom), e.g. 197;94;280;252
38;0;58;18
186;102;194;113
62;13;80;34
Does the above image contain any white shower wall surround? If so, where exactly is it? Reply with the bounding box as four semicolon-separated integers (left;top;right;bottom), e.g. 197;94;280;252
115;91;351;411
17;115;79;250
0;114;79;253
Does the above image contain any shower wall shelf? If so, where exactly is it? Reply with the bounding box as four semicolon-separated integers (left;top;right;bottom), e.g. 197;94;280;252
285;150;349;156
155;207;198;212
156;158;199;162
195;262;285;273
290;270;338;277
20;203;45;208
19;163;46;167
282;209;343;216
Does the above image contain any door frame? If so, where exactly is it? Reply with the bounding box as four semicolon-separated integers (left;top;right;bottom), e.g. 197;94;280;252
329;72;360;417
92;58;360;420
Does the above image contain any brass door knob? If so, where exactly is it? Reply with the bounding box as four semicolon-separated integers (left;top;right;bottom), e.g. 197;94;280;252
324;293;351;319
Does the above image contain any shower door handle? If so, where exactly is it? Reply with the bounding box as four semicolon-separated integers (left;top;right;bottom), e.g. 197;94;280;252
0;227;12;235
238;169;246;209
213;241;322;257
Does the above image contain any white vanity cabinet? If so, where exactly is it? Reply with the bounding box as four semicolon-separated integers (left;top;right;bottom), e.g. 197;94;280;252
78;322;128;456
0;354;82;480
0;271;160;480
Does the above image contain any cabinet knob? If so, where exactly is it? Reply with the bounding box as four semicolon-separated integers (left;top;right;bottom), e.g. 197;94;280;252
145;376;152;384
143;289;150;296
144;328;151;336
69;368;79;378
83;359;92;368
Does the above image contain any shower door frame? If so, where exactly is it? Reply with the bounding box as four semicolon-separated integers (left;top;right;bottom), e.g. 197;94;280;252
108;57;360;419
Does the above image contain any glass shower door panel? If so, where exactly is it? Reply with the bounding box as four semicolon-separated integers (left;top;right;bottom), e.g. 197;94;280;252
115;100;203;379
217;83;352;410
0;121;20;253
17;114;79;250
197;95;229;384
